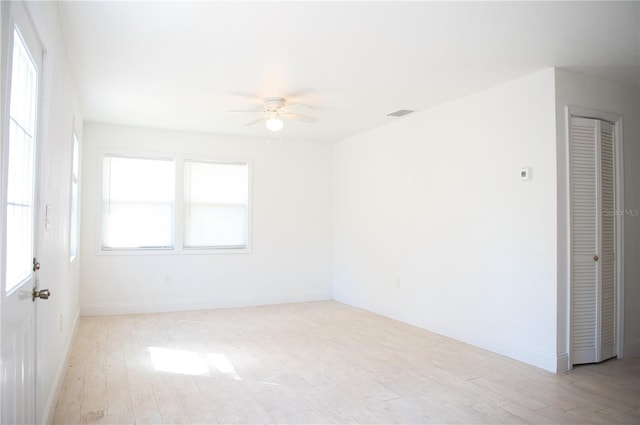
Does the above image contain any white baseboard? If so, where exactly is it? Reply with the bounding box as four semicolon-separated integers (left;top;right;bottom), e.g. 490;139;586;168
415;318;559;373
80;291;332;316
41;307;80;425
335;297;560;373
624;339;640;358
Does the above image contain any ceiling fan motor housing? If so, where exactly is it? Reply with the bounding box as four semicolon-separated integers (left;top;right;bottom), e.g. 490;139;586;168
263;97;286;112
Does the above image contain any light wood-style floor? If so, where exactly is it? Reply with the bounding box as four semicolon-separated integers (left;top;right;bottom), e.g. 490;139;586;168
53;301;640;424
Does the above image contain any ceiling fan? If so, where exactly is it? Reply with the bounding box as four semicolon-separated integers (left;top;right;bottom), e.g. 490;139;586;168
229;97;317;132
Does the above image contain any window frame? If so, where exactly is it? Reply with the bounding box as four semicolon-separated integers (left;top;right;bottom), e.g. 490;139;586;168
96;149;251;256
3;24;41;294
183;159;249;251
101;152;176;252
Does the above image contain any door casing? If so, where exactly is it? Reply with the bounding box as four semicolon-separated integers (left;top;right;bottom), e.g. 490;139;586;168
565;105;625;367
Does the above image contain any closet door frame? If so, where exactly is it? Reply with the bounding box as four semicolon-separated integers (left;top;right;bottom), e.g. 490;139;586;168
565;106;625;367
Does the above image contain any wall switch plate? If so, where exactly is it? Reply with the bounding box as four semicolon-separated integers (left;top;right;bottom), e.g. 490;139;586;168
520;167;531;181
45;205;52;230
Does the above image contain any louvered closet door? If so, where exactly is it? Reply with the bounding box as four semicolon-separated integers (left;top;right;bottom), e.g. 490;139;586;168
570;117;616;365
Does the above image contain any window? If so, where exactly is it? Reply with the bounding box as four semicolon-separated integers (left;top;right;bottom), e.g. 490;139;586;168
5;28;38;293
69;132;80;261
184;161;248;249
100;153;249;253
102;155;175;250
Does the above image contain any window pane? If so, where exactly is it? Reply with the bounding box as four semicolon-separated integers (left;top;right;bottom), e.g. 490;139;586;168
6;205;32;288
186;206;247;247
184;161;248;248
102;156;174;249
5;29;38;293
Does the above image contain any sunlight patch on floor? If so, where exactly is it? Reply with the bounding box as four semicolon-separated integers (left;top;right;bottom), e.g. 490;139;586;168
148;347;210;376
147;346;244;380
208;353;241;380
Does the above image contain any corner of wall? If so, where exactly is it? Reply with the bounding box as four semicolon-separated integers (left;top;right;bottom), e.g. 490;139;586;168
553;68;571;366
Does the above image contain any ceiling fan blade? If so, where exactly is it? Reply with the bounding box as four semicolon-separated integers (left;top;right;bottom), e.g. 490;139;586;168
285;89;315;100
246;116;268;126
281;111;317;123
227;107;265;113
229;92;262;101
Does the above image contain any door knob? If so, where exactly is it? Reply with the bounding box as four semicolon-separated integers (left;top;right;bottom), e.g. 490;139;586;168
593;255;599;262
32;288;51;301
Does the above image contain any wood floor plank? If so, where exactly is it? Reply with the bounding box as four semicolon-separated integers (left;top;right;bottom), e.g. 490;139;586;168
54;301;640;424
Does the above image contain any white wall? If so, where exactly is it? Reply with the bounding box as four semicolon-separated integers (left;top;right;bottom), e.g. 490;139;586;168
80;123;333;315
554;69;640;363
333;69;560;371
1;2;83;423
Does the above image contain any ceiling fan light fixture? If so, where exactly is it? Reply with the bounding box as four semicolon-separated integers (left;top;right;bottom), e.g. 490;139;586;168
265;115;284;132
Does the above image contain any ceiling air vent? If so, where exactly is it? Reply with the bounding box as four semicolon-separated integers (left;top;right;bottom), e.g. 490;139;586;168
387;109;414;117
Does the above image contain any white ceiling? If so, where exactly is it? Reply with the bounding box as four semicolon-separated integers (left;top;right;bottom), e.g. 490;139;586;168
58;1;639;143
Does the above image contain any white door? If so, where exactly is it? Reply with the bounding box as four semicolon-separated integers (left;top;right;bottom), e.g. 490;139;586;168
1;2;47;423
570;116;616;365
